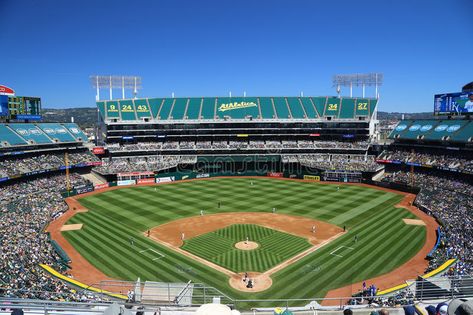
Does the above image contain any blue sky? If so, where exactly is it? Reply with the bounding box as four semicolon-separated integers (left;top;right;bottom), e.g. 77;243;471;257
1;0;472;112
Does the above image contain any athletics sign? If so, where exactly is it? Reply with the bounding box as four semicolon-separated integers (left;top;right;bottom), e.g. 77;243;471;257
218;101;257;112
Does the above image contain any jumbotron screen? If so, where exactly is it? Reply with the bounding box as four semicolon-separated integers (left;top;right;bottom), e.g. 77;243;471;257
0;95;8;116
434;91;473;115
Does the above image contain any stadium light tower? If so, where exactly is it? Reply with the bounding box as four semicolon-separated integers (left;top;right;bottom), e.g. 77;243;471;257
332;73;383;98
89;75;142;100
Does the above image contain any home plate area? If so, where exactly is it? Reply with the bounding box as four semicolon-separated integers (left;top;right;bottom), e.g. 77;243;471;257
330;246;354;258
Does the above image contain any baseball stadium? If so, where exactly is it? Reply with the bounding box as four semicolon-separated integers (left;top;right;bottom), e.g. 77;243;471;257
0;77;472;315
1;1;473;314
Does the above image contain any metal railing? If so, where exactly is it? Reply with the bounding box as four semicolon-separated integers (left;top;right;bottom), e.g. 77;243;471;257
1;275;472;313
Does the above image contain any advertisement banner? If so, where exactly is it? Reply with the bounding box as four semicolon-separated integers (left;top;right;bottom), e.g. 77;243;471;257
15;114;42;120
117;179;136;186
86;161;102;166
92;147;105;154
75;185;94;194
267;172;283;177
196;173;210;179
303;175;320;181
118;171;154;177
94;183;109;190
137;178;155;184
155;176;175;184
376;159;391;164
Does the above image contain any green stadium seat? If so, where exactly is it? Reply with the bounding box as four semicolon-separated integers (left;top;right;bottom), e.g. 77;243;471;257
369;99;378;114
9;123;53;144
186;98;202;120
424;120;468;141
157;98;174;120
300;97;319;118
134;99;152;119
450;121;473;143
201;98;216;119
104;101;120;119
63;123;88;142
324;97;341;117
339;98;356;119
310;97;327;117
0;124;28;146
148;98;164;119
389;119;471;143
286;97;306;119
97;95;380;122
389;120;415;139
169;98;188;120
118;100;137;121
272;97;290;119
37;123;77;142
355;99;371;117
97;101;106;121
259;97;276;119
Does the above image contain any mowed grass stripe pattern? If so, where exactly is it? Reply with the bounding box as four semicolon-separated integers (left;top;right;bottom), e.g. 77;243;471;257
64;178;426;302
181;224;312;272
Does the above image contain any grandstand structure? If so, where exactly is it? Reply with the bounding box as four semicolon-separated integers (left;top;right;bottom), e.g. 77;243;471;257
95;95;382;181
0;122;88;148
380;118;473;175
0;122;100;185
388;119;473;144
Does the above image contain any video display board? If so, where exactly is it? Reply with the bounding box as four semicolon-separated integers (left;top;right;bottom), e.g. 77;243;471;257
434;92;473;115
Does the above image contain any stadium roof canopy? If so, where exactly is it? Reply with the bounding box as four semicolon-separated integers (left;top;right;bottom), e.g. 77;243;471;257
0;123;88;148
389;119;473;144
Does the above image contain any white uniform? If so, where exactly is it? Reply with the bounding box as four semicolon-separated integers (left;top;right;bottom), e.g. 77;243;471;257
465;100;473;112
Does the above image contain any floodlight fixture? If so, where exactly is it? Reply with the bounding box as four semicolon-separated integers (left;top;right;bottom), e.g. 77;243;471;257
90;75;142;100
332;73;383;98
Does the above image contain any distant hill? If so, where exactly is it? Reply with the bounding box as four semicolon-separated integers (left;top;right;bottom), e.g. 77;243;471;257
41;108;98;129
377;111;436;120
41;107;438;130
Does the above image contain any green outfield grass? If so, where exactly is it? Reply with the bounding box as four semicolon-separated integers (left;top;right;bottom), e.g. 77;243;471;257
181;224;312;272
63;178;426;305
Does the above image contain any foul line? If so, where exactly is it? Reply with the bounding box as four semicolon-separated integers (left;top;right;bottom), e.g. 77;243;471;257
139;248;165;261
330;245;354;258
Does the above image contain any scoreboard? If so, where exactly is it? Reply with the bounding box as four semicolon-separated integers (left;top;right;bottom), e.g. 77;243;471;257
3;96;42;120
434;92;473;115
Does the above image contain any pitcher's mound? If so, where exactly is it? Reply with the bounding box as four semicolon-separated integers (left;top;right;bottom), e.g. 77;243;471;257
235;241;259;250
229;273;272;292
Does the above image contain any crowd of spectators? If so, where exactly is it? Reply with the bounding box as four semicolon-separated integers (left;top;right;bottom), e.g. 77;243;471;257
382;171;473;276
0;174;108;301
94;155;197;174
283;154;381;172
0;151;99;178
379;150;473;173
104;140;371;152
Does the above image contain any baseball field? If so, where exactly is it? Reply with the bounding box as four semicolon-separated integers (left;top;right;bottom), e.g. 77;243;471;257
62;177;427;304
